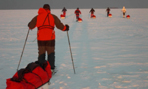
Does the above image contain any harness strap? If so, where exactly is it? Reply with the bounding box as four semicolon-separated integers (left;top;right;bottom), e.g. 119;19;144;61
38;25;54;30
38;13;54;30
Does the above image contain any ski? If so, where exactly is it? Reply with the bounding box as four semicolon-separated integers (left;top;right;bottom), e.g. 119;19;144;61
51;67;58;76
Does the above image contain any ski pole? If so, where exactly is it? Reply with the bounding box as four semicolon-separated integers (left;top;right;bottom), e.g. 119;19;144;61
17;29;30;71
67;31;76;74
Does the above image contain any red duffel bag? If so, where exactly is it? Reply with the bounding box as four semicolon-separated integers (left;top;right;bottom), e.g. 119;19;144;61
6;61;52;89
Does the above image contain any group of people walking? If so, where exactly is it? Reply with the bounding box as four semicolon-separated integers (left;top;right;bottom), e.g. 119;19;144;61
61;6;127;21
106;6;127;17
61;7;82;21
28;4;127;73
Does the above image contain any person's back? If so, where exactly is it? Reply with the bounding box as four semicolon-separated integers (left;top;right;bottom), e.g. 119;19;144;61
75;8;81;15
90;8;95;12
28;6;68;40
121;6;126;17
106;7;110;12
62;7;67;17
28;4;69;72
90;8;95;14
36;8;55;41
106;7;110;17
74;8;81;20
62;7;67;12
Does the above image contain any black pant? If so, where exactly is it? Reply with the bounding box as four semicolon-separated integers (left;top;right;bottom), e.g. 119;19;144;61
123;13;125;16
37;40;55;69
107;12;110;17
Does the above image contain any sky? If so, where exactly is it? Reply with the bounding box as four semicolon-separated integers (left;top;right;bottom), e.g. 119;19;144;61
0;0;148;9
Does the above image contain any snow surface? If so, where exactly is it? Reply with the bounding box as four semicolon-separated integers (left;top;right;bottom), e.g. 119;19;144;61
0;9;148;89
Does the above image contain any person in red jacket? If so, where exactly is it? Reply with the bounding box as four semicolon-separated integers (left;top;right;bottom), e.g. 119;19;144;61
62;7;67;17
28;4;69;71
74;8;81;21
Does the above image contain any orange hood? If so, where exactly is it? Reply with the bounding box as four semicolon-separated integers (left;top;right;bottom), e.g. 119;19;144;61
38;8;51;15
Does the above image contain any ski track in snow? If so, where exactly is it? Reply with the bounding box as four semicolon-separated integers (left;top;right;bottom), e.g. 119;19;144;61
0;9;148;89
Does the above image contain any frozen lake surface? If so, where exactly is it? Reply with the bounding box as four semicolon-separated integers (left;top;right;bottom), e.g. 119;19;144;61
0;8;148;89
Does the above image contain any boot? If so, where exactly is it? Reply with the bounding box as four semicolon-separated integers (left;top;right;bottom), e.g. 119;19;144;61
38;53;46;67
48;52;55;69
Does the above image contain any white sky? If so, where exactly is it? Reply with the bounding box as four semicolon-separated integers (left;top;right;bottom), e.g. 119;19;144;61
0;0;147;9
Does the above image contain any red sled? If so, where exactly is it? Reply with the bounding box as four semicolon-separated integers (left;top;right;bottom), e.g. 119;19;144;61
77;18;82;22
91;15;96;19
126;15;130;19
6;61;52;89
60;14;65;19
108;14;112;17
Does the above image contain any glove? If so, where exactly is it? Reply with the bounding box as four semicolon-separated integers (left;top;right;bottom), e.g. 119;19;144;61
65;24;69;31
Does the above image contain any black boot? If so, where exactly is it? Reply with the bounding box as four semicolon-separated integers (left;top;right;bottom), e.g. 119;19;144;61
38;53;46;67
48;52;55;69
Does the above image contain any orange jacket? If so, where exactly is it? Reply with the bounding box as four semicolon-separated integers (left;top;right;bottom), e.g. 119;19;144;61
28;8;66;41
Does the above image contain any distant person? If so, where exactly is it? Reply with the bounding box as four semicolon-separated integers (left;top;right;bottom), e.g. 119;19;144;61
89;8;95;18
28;4;69;72
121;6;126;18
62;7;67;17
106;7;110;17
74;8;81;21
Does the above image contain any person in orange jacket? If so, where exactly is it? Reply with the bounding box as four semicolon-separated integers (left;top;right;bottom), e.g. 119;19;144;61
28;4;69;71
74;8;81;21
62;7;67;17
